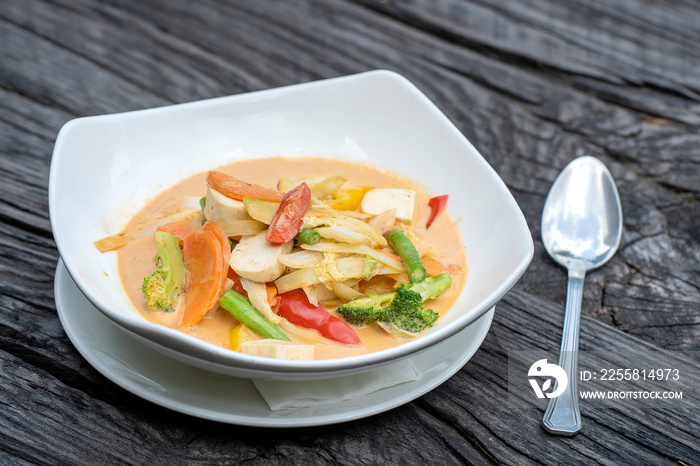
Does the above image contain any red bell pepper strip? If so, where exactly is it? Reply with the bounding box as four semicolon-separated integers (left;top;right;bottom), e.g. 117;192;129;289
426;195;448;229
266;182;311;243
277;290;361;345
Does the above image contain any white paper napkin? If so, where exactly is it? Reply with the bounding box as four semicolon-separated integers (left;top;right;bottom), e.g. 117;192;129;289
253;359;420;411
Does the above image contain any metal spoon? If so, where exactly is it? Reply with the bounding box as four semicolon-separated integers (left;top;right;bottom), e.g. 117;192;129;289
540;156;622;435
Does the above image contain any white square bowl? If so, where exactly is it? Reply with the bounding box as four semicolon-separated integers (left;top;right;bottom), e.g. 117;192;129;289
49;70;533;379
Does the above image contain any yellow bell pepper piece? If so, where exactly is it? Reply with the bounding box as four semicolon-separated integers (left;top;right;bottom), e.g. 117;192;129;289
229;323;262;351
326;187;372;211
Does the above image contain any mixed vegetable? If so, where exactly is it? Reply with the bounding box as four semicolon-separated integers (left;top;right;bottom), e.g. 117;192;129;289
99;167;462;361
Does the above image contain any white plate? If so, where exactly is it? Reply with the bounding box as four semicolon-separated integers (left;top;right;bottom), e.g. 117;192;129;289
55;259;494;427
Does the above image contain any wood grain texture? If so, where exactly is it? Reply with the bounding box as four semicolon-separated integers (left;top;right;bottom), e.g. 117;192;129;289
0;0;698;464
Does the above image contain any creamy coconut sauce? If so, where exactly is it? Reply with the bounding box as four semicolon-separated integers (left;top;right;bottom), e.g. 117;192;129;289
118;156;466;359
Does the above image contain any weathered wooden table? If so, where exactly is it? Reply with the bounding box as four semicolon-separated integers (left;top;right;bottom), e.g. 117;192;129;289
1;1;698;464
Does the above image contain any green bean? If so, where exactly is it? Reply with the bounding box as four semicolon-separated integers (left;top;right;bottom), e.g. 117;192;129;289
219;290;290;341
386;229;426;283
295;227;321;245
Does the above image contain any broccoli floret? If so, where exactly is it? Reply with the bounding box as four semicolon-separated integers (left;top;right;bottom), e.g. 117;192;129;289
408;272;454;301
337;273;452;334
336;292;393;325
382;285;439;333
142;231;185;312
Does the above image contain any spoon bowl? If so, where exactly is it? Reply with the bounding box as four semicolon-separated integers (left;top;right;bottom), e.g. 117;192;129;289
540;156;622;435
542;156;622;272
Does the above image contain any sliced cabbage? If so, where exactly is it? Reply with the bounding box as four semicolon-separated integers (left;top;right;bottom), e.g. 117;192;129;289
301;242;405;271
310;171;348;199
274;255;398;293
278;250;325;268
302;285;319;307
314;283;339;304
239;277;281;325
303;203;387;248
363;256;384;281
278;171;348;199
331;281;364;302
314;252;343;283
314;226;372;245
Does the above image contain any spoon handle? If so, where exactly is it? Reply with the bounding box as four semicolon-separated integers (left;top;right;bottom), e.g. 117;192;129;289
542;269;584;435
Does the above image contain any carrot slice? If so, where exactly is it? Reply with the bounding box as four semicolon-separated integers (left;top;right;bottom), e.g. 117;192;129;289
157;220;194;246
207;171;285;202
422;257;463;277
180;230;224;328
267;283;280;314
201;220;231;298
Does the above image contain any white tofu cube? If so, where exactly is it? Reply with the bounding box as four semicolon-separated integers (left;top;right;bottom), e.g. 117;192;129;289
205;186;250;220
240;340;314;360
361;188;416;222
205;186;266;237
